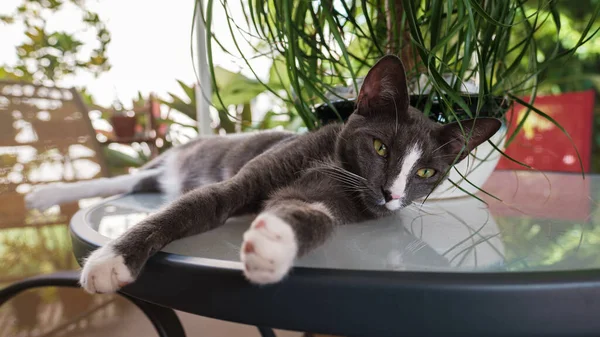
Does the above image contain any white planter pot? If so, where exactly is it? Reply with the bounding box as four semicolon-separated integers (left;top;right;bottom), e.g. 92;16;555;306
427;122;507;200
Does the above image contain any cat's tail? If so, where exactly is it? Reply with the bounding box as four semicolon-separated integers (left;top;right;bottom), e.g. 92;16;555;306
24;168;163;211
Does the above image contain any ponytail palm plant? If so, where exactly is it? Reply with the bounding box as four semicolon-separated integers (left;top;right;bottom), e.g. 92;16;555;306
201;0;599;170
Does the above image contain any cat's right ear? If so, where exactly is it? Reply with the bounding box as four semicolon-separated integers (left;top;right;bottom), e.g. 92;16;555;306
355;55;409;116
437;118;502;164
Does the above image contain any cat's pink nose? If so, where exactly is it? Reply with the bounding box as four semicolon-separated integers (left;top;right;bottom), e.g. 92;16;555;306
391;194;402;200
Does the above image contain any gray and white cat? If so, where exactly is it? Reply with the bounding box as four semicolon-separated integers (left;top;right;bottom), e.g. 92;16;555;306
25;55;500;293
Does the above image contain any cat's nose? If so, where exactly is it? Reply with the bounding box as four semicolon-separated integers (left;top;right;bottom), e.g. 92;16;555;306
382;189;393;202
383;188;403;203
383;189;403;202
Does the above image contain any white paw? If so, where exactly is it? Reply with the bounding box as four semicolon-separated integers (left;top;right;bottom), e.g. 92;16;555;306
240;213;298;284
80;244;135;294
25;184;63;210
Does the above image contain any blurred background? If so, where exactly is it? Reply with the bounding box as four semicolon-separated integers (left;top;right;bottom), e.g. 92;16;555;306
0;0;598;336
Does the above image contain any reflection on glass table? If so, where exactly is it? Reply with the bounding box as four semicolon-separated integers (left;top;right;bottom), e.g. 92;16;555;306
83;170;599;274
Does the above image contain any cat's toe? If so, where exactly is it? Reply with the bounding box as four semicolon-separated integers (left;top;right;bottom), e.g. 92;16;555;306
80;244;135;294
240;213;298;284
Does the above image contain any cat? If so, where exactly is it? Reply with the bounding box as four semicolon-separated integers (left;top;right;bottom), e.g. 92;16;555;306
25;55;501;293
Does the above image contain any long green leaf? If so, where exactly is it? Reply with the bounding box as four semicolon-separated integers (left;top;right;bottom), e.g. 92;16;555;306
468;0;513;27
321;1;359;94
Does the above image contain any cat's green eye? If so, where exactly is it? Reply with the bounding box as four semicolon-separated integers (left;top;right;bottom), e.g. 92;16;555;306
373;139;388;157
416;168;436;178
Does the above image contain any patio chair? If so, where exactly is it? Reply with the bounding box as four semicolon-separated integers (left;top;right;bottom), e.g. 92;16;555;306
0;81;187;336
0;80;110;229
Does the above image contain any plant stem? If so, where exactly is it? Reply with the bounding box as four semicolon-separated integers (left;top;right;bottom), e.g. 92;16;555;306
387;0;419;73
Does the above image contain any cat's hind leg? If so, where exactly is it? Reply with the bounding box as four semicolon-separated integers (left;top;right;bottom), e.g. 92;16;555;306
241;198;337;284
25;168;162;211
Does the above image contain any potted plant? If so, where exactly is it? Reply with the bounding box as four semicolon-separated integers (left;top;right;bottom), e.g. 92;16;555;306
160;68;293;135
203;0;599;198
109;102;137;139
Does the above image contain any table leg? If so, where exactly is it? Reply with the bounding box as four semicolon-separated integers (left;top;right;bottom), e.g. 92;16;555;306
0;270;186;337
257;326;277;337
123;293;186;337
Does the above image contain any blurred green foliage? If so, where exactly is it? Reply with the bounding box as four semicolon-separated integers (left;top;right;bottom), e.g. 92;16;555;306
0;0;111;83
161;66;299;134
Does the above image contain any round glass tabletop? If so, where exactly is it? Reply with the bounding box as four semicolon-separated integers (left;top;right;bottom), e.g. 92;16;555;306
77;170;600;274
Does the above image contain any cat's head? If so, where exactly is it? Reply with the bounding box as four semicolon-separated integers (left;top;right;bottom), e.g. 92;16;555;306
337;55;501;212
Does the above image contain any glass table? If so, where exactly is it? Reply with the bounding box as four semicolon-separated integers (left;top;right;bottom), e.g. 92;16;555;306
69;170;600;337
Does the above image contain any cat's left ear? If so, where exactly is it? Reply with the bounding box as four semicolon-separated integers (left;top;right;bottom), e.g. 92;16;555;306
356;55;409;116
437;118;502;164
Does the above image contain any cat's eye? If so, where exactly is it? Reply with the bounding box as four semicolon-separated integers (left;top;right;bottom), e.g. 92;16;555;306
416;168;436;178
373;139;388;157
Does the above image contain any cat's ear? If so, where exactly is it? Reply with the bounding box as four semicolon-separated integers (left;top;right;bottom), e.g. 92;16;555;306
356;55;409;116
437;118;502;164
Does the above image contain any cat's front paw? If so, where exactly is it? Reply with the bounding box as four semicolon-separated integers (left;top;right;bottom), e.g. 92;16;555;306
80;244;135;294
241;213;298;284
25;184;62;210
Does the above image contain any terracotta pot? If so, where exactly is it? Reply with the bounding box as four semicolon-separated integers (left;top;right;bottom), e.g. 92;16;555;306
110;115;137;138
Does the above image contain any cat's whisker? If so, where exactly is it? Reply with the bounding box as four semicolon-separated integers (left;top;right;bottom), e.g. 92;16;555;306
307;162;369;186
319;173;370;191
320;171;363;184
335;181;375;194
322;173;366;185
316;160;366;178
317;170;365;185
313;168;380;197
324;165;368;181
342;186;371;193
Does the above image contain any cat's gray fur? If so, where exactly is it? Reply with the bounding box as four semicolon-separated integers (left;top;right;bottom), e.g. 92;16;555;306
25;55;501;293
